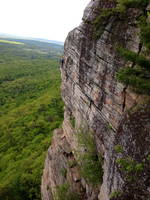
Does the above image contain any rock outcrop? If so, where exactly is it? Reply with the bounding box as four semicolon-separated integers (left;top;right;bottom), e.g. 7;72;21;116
42;1;150;200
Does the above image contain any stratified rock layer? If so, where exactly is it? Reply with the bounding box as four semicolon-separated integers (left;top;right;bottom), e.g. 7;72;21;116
42;1;150;200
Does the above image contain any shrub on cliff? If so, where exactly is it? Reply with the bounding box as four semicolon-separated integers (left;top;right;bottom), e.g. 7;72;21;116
92;0;149;39
116;2;150;95
116;48;150;95
55;183;81;200
76;130;103;186
117;0;149;9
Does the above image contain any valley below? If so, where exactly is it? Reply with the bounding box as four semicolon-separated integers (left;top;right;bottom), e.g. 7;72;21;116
0;38;64;200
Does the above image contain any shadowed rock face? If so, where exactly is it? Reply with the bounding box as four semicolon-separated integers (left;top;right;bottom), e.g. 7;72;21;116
112;105;150;200
41;1;150;200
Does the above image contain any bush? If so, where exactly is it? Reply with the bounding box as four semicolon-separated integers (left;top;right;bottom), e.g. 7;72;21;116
76;131;103;185
117;48;150;70
68;159;77;168
110;190;122;199
60;168;67;178
114;145;124;153
92;0;149;40
55;183;80;200
115;2;150;95
116;157;144;181
92;8;116;39
140;23;150;51
116;66;150;94
117;0;149;9
116;47;150;95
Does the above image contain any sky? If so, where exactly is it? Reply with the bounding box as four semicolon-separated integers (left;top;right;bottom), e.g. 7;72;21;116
0;0;90;42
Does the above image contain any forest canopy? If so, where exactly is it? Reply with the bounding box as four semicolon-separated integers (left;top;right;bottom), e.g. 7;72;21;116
0;38;64;200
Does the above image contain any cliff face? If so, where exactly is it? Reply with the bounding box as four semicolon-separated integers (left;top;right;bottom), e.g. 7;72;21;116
41;1;150;200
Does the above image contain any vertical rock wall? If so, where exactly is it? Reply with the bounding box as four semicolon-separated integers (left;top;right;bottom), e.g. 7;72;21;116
42;1;150;200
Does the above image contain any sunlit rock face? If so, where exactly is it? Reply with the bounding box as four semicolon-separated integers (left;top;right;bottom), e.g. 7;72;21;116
41;1;150;200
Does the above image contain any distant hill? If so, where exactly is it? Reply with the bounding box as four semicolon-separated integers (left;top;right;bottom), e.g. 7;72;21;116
0;36;64;60
0;33;64;46
33;38;64;46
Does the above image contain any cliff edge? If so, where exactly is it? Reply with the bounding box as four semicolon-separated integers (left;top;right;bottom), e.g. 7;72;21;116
42;1;150;199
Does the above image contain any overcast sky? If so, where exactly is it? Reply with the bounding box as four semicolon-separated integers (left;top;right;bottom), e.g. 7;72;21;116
0;0;90;42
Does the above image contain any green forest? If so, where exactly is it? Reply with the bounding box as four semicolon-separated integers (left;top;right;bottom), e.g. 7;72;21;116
0;38;64;199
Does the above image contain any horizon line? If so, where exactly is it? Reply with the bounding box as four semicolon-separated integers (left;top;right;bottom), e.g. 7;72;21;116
0;32;64;44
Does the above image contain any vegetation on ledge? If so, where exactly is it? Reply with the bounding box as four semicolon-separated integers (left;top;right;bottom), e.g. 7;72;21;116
116;12;150;95
93;0;150;95
76;130;103;186
55;183;81;200
92;0;149;39
116;48;150;95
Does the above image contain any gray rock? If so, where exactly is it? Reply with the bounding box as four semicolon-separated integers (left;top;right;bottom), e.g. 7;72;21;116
41;1;150;200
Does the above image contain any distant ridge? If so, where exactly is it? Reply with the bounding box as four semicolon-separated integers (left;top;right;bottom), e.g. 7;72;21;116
0;33;64;46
